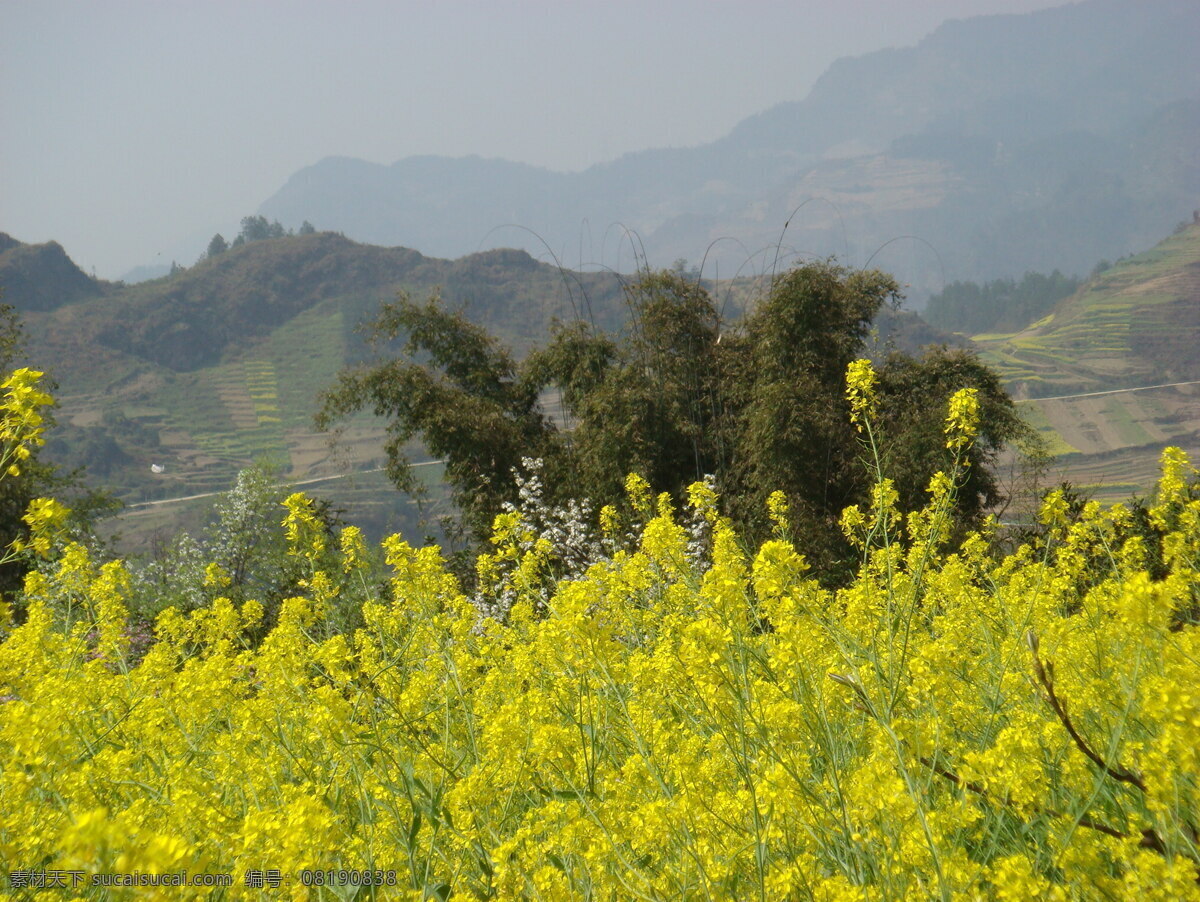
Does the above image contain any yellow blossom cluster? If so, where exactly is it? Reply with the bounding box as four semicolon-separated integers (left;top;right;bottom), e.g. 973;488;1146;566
0;366;1198;900
0;367;54;478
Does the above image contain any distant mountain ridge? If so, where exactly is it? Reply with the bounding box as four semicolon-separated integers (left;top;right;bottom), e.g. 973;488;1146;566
260;0;1200;296
5;231;633;383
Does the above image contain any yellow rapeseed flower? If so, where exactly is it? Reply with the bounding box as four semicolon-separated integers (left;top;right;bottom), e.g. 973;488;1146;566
845;357;878;431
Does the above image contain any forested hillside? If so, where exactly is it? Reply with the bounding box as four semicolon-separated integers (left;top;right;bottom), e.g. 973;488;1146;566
924;270;1080;336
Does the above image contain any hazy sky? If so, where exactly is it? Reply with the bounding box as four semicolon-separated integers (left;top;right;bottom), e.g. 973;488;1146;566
3;0;1067;278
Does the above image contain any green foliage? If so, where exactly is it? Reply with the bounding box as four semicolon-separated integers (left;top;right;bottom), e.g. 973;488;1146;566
238;215;288;243
206;233;228;258
723;264;900;568
317;293;552;541
924;270;1080;335
324;261;1030;580
127;464;363;636
527;270;724;506
874;346;1036;548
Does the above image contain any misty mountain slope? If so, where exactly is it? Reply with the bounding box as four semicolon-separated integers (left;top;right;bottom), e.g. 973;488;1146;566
0;234;107;312
24;232;630;385
728;0;1198;157
259;0;1199;294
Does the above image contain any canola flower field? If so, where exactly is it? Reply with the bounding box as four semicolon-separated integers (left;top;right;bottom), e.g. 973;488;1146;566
0;364;1198;900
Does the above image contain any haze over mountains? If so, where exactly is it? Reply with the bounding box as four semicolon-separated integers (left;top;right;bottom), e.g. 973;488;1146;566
259;0;1200;298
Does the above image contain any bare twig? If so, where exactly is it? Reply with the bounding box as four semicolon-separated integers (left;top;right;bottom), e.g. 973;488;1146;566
918;755;1172;852
1025;631;1147;792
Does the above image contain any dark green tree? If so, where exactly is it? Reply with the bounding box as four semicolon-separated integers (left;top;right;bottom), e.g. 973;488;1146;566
239;215;270;243
875;346;1033;525
722;264;903;569
316;292;553;540
525;270;724;505
320;261;1030;580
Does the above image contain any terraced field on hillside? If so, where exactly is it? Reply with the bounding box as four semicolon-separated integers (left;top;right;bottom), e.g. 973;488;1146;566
981;224;1200;503
43;290;442;551
1014;382;1200;503
974;225;1200;397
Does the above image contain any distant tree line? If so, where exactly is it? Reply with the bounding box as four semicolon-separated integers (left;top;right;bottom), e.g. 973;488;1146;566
202;216;317;263
923;270;1080;335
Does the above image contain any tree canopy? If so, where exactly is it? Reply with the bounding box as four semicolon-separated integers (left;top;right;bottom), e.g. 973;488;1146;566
923;270;1080;335
319;261;1032;579
229;215;289;249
